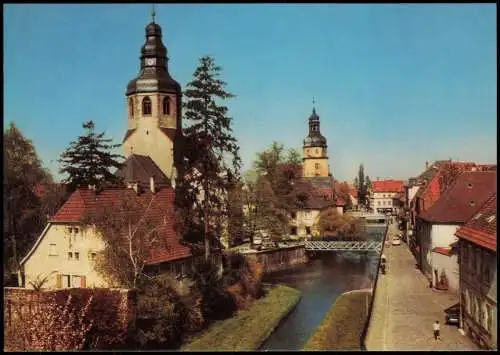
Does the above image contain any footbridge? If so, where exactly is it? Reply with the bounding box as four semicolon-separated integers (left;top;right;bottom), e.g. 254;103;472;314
304;240;383;252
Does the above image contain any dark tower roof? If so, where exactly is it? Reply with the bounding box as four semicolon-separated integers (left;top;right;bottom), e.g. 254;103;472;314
303;107;327;148
126;20;181;96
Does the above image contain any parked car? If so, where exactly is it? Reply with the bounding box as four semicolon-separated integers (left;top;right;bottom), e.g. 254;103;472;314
391;237;401;246
444;303;460;326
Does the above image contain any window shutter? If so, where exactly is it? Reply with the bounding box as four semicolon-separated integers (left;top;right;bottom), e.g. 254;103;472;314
80;276;86;288
56;274;62;288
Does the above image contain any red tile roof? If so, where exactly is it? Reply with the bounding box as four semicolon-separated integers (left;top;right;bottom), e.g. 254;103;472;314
349;188;358;198
455;193;496;251
52;186;191;264
432;247;452;256
419;171;496;224
371;180;404;193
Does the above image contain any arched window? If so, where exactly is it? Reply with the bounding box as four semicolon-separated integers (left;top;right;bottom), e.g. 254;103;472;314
142;96;152;116
129;98;134;117
163;96;171;115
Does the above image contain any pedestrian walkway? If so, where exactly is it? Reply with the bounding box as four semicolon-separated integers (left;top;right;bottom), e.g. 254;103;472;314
365;223;478;351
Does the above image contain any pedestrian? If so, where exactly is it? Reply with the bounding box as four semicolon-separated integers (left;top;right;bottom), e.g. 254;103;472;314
433;320;441;341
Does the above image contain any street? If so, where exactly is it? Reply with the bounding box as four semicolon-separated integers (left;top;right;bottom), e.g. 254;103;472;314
365;223;478;351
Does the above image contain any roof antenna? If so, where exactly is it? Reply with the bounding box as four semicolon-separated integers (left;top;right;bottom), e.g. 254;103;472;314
151;4;156;23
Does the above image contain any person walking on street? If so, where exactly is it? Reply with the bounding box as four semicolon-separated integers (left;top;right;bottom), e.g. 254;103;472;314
433;320;441;341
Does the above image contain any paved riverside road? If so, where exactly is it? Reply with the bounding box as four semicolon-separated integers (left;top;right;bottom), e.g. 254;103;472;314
365;223;478;351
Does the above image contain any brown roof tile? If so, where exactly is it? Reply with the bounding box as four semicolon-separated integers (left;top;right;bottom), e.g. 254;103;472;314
51;187;191;264
115;154;171;186
419;171;496;223
372;180;404;193
455;193;496;251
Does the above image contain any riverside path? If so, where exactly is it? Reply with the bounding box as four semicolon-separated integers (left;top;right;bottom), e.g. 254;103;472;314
365;223;478;351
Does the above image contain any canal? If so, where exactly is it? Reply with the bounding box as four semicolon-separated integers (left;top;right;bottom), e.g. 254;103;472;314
259;225;386;351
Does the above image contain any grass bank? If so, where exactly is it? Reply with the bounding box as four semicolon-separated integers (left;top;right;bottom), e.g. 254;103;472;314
304;289;371;351
181;284;301;351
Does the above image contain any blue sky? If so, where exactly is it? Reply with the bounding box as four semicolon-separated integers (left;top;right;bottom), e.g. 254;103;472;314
4;4;497;183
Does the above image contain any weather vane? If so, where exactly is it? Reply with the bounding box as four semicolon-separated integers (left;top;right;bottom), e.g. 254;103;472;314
151;4;156;23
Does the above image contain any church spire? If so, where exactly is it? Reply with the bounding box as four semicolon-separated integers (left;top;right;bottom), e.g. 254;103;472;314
303;102;327;148
126;9;181;96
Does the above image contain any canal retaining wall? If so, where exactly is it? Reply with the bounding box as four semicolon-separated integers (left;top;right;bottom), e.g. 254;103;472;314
360;223;389;350
243;245;308;274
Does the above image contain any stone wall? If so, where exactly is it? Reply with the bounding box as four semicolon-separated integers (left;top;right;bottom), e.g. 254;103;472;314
4;287;137;351
243;246;308;274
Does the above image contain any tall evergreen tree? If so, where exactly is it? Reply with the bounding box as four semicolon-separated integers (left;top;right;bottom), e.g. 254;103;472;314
180;56;241;259
357;164;366;206
59;121;124;193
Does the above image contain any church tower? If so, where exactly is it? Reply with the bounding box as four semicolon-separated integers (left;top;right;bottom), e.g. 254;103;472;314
122;10;182;183
302;106;330;178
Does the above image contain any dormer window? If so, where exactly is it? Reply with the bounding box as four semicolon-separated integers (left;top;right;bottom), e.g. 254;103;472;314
469;201;475;207
486;215;496;223
142;96;152;116
163;96;171;115
473;213;482;220
467;183;473;189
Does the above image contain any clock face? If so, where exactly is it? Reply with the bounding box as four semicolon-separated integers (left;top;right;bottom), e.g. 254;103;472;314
146;58;155;66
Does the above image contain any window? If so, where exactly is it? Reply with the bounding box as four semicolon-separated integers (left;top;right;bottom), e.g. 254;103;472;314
290;227;297;235
377;201;381;206
89;251;97;261
68;252;73;260
486;215;496;223
74;227;79;234
482;251;490;283
129;98;134;117
68;227;73;234
485;304;492;333
305;227;311;235
315;149;319;154
49;243;57;256
291;212;297;219
75;252;80;260
163;96;170;115
63;274;71;288
142;96;152;115
315;163;320;169
475;247;481;277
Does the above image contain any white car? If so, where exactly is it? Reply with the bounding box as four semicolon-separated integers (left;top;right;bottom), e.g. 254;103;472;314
391;237;401;246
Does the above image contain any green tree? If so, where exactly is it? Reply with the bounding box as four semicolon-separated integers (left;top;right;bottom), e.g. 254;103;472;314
286;148;302;165
59;120;124;193
336;181;353;211
253;141;285;178
357;164;367;207
180;56;241;259
353;177;359;189
3;122;52;274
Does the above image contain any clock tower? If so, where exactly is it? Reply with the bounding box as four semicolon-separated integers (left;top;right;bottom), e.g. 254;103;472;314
302;106;330;178
122;13;182;183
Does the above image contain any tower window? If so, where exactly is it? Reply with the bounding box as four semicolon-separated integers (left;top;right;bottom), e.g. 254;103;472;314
142;96;152;116
163;96;171;115
129;98;134;117
315;163;320;169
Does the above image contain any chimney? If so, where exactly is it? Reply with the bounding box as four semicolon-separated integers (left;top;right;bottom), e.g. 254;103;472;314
425;161;429;170
150;176;156;193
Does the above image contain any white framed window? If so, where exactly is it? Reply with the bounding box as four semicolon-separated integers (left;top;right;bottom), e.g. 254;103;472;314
48;243;58;256
62;274;71;288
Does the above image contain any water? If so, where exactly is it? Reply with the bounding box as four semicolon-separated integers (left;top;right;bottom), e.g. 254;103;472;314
259;225;386;351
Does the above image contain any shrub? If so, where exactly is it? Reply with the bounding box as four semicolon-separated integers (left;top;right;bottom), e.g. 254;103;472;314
5;288;132;351
135;274;188;349
191;258;236;321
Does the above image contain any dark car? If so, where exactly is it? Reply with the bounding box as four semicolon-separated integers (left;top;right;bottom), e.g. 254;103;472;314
444;303;460;326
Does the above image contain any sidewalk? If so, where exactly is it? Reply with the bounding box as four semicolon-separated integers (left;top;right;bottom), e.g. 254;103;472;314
365;223;478;351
